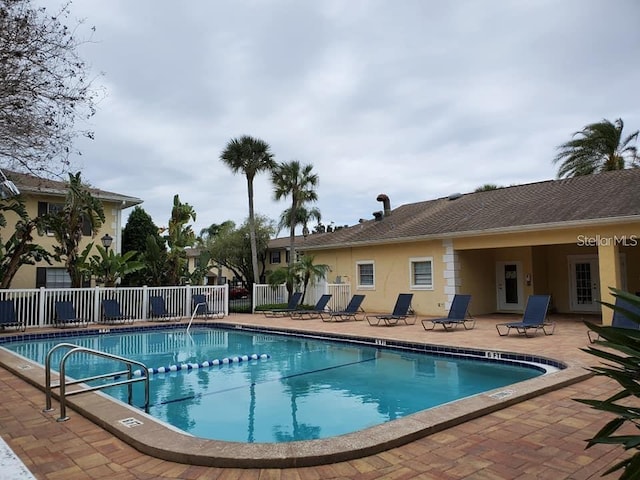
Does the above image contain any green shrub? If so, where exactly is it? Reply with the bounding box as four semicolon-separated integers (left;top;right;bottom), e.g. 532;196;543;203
577;288;640;479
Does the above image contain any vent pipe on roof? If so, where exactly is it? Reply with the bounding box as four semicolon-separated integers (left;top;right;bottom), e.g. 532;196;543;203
376;193;391;216
373;211;383;221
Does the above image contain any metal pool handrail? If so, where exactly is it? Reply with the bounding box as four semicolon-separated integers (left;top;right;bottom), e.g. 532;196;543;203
43;342;150;422
186;302;207;333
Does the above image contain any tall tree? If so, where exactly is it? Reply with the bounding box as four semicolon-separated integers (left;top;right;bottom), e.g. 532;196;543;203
206;215;275;287
220;135;275;286
553;118;639;178
44;172;104;287
0;0;100;175
164;194;196;285
121;206;164;286
271;161;319;265
278;205;321;238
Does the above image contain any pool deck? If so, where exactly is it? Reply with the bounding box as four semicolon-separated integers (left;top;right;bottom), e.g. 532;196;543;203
0;312;634;479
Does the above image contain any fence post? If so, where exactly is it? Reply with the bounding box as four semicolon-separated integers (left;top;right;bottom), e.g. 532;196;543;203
185;284;192;317
142;285;149;321
93;286;101;324
38;287;46;328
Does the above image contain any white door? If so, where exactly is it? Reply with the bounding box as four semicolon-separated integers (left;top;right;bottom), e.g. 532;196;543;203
568;255;600;313
496;261;524;311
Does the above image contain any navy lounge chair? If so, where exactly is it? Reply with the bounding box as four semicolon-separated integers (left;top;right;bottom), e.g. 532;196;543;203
0;300;25;332
322;294;366;322
263;292;303;318
588;296;640;343
149;296;179;321
367;293;416;326
422;294;474;331
54;301;88;328
192;294;222;318
496;294;554;337
101;299;133;324
290;294;332;320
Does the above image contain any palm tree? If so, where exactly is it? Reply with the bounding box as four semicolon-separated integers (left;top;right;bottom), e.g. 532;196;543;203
277;205;321;238
220;136;275;286
295;255;330;304
271;161;319;265
44;172;105;287
553;118;639;178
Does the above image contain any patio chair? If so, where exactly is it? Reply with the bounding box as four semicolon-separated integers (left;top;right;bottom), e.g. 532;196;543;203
588;296;640;343
54;301;88;328
496;294;554;337
192;293;222;318
422;294;474;331
101;299;133;324
290;294;332;320
0;300;25;332
367;293;416;326
149;296;180;322
321;294;366;322
262;292;303;318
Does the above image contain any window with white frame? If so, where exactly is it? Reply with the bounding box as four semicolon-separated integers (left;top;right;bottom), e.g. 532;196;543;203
357;261;375;288
410;257;433;289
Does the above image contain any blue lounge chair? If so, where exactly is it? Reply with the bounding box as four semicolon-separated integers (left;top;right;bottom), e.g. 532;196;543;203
290;294;332;320
54;301;88;328
192;294;222;318
322;294;366;322
101;299;133;324
367;293;416;326
422;294;474;331
496;295;554;337
263;292;303;318
0;300;24;332
149;296;179;321
588;296;640;343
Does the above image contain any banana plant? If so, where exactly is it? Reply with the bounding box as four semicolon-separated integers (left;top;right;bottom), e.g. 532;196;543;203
86;244;145;287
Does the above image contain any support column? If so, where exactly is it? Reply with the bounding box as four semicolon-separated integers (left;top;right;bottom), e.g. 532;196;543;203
598;242;622;326
442;239;460;310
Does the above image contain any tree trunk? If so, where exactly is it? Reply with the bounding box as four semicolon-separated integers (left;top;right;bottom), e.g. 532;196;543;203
247;177;260;286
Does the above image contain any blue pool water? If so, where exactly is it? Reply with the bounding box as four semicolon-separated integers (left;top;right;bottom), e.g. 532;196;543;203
3;327;545;443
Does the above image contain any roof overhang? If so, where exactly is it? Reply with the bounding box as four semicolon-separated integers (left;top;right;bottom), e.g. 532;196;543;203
301;215;640;251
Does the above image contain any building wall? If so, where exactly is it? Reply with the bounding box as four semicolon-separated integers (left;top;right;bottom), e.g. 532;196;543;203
312;240;447;315
309;221;639;317
3;194;125;289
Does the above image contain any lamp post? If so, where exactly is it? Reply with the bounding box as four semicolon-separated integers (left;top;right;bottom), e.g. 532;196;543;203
100;233;113;252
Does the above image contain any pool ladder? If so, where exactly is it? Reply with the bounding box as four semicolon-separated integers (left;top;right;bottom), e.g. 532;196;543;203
43;343;150;422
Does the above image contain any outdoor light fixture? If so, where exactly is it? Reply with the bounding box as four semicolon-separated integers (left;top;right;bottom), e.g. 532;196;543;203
0;170;20;199
100;233;113;250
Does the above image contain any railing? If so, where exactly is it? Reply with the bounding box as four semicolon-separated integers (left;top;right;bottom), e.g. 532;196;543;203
43;343;150;422
252;283;351;312
0;284;228;329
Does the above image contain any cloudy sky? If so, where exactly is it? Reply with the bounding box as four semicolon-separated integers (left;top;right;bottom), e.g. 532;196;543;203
47;0;640;236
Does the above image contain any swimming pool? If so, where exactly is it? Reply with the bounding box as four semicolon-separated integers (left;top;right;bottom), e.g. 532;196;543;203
4;324;549;443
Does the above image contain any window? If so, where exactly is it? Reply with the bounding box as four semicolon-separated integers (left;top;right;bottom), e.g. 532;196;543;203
357;261;375;288
36;267;72;288
270;251;281;264
285;250;290;264
38;201;92;236
410;257;433;289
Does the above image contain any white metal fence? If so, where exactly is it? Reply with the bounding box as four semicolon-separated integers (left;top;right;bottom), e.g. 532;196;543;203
0;285;228;330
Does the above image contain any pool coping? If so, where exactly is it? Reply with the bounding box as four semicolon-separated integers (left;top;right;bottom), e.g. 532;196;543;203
0;322;592;468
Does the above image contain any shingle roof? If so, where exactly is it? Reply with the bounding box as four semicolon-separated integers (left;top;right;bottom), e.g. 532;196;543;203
4;170;142;208
300;169;640;249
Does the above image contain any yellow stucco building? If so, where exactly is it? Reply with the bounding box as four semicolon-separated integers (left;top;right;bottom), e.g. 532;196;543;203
2;170;142;289
294;170;639;325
